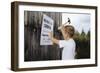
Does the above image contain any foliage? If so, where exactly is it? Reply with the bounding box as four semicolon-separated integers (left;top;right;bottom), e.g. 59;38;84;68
74;30;90;59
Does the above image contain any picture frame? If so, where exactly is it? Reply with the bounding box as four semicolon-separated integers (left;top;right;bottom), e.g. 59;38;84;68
11;1;97;71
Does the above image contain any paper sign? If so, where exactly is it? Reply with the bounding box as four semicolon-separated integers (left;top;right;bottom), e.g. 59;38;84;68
40;14;54;45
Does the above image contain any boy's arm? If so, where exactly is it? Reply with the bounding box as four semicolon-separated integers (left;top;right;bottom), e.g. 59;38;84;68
58;21;68;40
59;26;67;40
48;32;59;45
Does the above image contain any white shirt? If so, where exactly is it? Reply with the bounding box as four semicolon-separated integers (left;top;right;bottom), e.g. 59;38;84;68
59;39;76;60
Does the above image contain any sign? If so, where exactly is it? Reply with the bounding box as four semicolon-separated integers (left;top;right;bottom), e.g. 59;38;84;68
40;14;54;45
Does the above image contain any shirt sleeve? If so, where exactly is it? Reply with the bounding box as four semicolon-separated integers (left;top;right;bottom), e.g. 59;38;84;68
59;40;67;48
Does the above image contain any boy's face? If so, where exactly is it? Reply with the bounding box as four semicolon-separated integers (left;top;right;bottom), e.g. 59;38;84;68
63;28;69;38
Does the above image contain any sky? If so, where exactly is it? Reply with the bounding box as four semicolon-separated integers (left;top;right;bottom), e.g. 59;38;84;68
62;13;91;34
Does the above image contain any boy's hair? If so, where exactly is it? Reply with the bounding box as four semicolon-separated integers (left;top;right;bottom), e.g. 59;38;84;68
64;25;75;38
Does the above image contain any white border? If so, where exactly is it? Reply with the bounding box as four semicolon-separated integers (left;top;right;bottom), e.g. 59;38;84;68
18;5;96;68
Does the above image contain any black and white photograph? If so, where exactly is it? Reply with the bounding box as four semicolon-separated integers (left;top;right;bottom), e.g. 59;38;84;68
24;11;91;61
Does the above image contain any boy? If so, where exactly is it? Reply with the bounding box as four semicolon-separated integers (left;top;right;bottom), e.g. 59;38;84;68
48;24;76;60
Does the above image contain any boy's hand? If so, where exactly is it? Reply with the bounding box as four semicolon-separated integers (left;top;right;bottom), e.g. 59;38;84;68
48;32;59;45
58;26;62;30
58;21;69;30
48;32;53;39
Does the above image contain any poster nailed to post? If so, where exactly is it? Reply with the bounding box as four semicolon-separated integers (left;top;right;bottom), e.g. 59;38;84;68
40;14;54;45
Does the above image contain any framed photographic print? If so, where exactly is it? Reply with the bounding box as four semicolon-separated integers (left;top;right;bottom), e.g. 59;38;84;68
11;1;97;71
